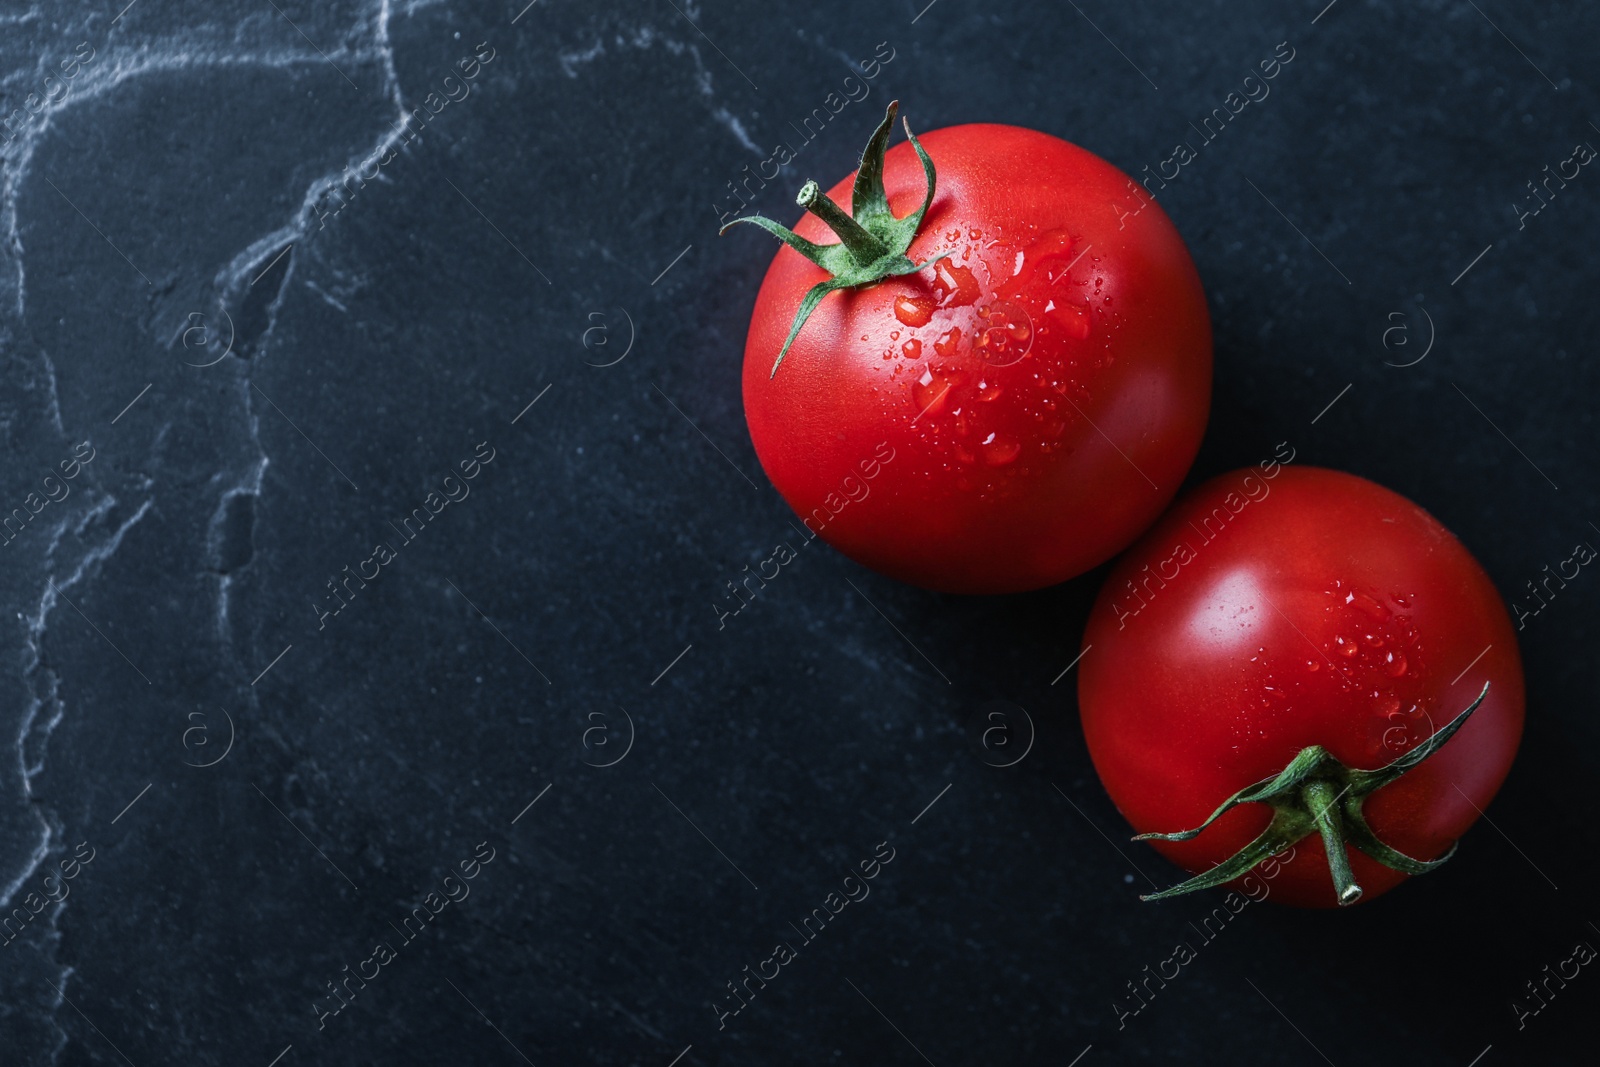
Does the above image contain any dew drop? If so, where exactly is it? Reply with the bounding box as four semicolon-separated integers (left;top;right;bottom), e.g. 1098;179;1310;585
894;294;935;327
980;432;1021;466
1353;593;1387;618
974;302;1034;367
1048;302;1092;340
932;260;981;307
912;368;958;413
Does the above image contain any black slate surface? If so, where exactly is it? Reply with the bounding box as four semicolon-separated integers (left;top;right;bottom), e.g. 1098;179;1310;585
0;1;1596;1064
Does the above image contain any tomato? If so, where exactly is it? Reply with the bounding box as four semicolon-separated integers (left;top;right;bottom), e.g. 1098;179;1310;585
1078;465;1524;908
726;103;1211;594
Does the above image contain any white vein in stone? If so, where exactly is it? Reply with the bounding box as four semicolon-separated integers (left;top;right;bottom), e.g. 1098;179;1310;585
4;496;153;914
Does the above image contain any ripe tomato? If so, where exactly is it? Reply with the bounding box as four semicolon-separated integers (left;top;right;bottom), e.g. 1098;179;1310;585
1079;465;1524;908
728;103;1211;594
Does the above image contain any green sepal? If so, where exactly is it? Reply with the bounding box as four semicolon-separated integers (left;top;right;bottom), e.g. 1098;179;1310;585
770;279;851;379
1341;796;1458;875
1138;805;1308;902
849;103;899;229
718;214;857;277
896;115;939;240
1346;682;1490;794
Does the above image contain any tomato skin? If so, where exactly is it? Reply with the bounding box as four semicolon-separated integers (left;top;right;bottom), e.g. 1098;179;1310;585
1078;466;1525;908
740;123;1211;594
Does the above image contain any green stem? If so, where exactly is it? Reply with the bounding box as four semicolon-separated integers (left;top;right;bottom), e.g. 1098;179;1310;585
795;180;889;267
1303;779;1362;905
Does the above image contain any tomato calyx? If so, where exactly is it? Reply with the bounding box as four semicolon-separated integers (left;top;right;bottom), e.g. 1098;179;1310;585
1134;682;1492;906
720;100;948;377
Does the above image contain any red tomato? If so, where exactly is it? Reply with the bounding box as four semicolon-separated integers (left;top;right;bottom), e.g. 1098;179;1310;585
1079;465;1525;908
730;104;1211;594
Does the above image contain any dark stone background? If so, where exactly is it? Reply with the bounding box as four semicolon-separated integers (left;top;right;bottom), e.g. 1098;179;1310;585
0;1;1594;1064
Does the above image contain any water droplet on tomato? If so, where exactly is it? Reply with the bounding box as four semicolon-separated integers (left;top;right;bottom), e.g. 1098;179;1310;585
1353;593;1387;618
932;260;980;307
980;432;1020;466
974;302;1034;368
901;338;922;359
934;327;963;360
1386;652;1407;677
1048;302;1092;340
912;368;958;414
894;294;935;327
